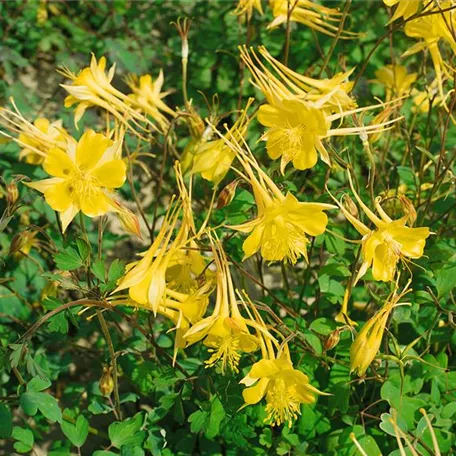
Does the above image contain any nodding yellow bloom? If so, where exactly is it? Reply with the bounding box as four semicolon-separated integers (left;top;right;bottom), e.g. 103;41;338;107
268;0;360;39
241;316;327;427
350;283;411;376
26;129;126;232
126;72;175;132
0;102;68;165
191;98;253;184
383;0;420;23
183;239;259;374
233;0;264;20
374;64;417;101
333;173;430;283
240;46;401;173
219;133;335;264
403;2;456;107
411;78;444;113
59;54;155;135
240;46;356;113
115;162;211;313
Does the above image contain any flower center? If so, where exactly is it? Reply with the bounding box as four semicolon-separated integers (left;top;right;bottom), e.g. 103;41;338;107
205;335;242;374
265;377;301;427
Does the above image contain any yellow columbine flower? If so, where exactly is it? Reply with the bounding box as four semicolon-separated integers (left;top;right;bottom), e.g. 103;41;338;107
350;284;410;376
218;134;335;264
184;239;259;373
241;46;400;172
191;99;253;184
383;0;420;23
403;2;456;107
126;72;175;132
240;45;356;113
59;55;154;135
268;0;359;39
233;0;264;20
411;78;444;113
0;102;68;165
374;64;417;101
334;173;430;283
26;129;126;232
241;342;327;427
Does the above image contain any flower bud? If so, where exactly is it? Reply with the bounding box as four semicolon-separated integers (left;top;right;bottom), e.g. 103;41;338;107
112;201;141;238
6;182;19;208
9;230;35;256
343;195;359;219
399;195;417;226
324;329;341;351
217;179;241;209
99;367;114;396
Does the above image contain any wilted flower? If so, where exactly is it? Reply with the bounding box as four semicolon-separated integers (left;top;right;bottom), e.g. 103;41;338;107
333;173;430;283
350;284;410;376
126;72;175;132
383;0;420;23
26;129;126;232
268;0;359;39
374;64;417;101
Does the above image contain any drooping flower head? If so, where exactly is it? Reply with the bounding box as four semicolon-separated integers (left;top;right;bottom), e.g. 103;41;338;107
26;129;126;232
383;0;420;23
374;64;417;101
59;54;156;136
332;173;431;283
191;98;253;184
233;0;264;21
350;282;411;376
183;236;259;374
0;101;68;165
126;72;176;132
240;46;402;173
403;1;456;108
268;0;360;39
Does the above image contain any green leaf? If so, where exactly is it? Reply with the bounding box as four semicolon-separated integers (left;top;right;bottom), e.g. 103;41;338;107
27;376;51;392
42;297;69;334
76;237;91;263
309;317;337;336
0;404;12;439
436;255;456;298
108;259;125;283
205;397;225;439
61;415;89;448
120;446;145;456
188;410;209;434
108;413;146;449
20;391;62;423
328;382;350;416
92;258;106;282
12;426;34;454
54;247;83;271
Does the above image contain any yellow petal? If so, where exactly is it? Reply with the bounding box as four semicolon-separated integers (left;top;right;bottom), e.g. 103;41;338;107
79;188;110;217
76;130;113;170
92;159;127;188
249;359;280;379
43;148;76;178
44;182;73;212
242;377;269;405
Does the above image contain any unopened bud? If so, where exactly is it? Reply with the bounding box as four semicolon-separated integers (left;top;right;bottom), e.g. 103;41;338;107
399;195;417;226
113;201;141;238
9;230;35;256
6;182;19;208
324;329;341;351
217;179;241;209
343;195;359;218
99;366;114;396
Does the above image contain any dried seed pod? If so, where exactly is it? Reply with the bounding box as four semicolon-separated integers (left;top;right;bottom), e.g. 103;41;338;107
324;328;341;351
99;366;114;396
217;179;241;209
